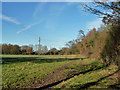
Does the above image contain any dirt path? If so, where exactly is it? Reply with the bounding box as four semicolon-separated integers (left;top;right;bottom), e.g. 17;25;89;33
32;60;78;88
36;62;108;89
25;58;110;89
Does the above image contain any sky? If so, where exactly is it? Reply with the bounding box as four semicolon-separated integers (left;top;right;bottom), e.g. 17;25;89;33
1;2;103;50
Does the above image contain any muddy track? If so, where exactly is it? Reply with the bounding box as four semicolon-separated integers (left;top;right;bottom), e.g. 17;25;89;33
27;59;106;89
33;60;77;88
36;63;107;89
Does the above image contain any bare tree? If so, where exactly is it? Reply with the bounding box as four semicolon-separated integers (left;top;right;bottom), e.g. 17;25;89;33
81;1;120;25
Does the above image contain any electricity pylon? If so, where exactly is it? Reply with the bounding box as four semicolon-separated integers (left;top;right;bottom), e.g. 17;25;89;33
39;36;40;55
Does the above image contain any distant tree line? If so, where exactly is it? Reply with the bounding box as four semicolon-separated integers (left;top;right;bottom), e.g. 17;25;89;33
0;44;48;55
1;44;21;54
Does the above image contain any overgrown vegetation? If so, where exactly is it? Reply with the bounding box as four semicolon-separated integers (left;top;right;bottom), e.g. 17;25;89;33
3;55;119;89
58;1;120;67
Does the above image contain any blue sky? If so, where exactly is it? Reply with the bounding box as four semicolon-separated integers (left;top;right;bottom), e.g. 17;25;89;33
2;2;103;50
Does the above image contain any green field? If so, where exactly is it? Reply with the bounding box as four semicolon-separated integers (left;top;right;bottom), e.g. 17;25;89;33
2;55;120;89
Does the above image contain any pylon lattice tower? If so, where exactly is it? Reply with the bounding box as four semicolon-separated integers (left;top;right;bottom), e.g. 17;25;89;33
39;37;40;55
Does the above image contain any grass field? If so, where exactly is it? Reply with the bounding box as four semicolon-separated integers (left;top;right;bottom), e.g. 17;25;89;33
2;55;120;89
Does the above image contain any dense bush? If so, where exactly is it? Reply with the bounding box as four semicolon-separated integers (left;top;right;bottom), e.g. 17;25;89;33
60;23;120;66
101;24;120;65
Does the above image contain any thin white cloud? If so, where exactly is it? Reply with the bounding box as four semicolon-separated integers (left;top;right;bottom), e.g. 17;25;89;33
43;3;76;30
17;24;33;34
0;14;20;24
86;18;103;31
16;22;41;34
47;41;66;50
33;3;47;18
33;2;76;18
57;41;66;46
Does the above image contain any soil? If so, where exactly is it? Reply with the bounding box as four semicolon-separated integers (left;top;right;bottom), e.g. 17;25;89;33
27;60;78;88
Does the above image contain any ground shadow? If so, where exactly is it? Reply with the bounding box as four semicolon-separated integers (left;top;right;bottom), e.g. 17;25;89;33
72;69;120;89
37;62;107;89
108;84;120;89
2;57;86;64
